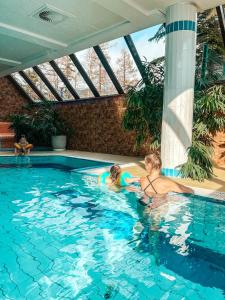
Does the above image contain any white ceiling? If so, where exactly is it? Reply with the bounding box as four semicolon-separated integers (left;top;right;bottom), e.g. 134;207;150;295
0;0;224;77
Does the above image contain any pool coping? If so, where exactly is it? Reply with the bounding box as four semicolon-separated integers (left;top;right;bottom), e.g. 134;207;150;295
189;187;225;201
0;152;128;164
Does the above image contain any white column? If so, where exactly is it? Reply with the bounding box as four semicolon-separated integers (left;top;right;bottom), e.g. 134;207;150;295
161;3;197;177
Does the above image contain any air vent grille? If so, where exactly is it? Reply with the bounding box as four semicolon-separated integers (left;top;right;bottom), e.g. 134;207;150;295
39;11;57;23
32;5;71;25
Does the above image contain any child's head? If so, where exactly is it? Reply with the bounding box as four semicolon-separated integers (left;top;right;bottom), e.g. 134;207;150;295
110;165;121;183
20;135;27;143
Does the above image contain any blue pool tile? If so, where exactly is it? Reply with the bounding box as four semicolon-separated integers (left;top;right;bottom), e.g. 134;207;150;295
187;21;191;30
174;21;179;31
178;20;184;30
161;168;181;177
166;20;196;34
0;156;225;299
193;22;196;31
174;169;180;177
184;20;189;30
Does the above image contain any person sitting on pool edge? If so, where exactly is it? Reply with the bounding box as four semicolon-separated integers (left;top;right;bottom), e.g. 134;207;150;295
14;135;33;156
98;164;140;188
140;153;193;209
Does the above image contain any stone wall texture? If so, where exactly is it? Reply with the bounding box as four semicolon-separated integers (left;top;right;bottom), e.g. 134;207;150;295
0;77;30;148
0;77;29;119
0;76;224;165
55;96;150;156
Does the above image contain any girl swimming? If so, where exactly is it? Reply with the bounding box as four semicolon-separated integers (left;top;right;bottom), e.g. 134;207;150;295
98;164;140;188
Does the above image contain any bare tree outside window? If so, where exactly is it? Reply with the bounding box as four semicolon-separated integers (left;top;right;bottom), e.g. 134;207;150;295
116;49;138;91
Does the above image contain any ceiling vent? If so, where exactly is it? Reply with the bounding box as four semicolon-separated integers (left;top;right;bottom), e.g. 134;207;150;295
32;5;74;25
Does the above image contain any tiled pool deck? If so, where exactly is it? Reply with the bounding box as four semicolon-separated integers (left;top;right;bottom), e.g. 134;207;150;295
1;150;225;199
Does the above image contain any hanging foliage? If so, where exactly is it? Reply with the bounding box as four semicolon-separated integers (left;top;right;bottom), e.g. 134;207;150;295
123;59;164;151
181;85;225;180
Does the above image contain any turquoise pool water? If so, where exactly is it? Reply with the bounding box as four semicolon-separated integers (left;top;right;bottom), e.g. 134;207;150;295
0;156;225;299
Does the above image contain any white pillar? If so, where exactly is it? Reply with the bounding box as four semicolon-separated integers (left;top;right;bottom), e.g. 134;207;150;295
161;3;197;177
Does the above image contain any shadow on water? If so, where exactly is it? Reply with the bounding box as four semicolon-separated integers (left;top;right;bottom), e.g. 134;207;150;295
139;228;225;293
52;189;225;293
52;188;225;295
52;189;135;240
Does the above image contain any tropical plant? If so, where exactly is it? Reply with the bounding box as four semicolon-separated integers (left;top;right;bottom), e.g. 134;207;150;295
149;8;225;84
9;101;71;146
123;60;225;181
181;85;225;180
30;101;70;137
9;114;33;141
123;59;164;151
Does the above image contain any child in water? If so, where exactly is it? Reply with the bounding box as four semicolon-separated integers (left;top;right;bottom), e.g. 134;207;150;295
14;135;33;156
98;164;140;188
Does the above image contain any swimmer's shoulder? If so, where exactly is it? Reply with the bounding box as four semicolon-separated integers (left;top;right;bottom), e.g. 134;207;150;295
140;176;147;188
154;176;174;190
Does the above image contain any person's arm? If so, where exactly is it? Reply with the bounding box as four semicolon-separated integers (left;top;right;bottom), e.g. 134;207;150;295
169;180;194;194
125;185;141;192
120;172;140;185
125;177;140;184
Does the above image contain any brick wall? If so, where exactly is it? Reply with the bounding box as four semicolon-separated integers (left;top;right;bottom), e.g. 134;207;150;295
56;97;225;164
0;76;224;165
0;77;30;148
56;95;150;156
0;77;29;119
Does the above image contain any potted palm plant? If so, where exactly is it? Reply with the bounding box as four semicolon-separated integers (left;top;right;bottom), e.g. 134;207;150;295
33;101;69;151
50;117;68;151
10;101;71;151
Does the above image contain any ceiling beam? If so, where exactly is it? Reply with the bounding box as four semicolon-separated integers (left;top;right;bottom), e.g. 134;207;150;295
0;57;21;66
122;0;160;17
124;34;148;84
18;71;47;101
69;54;100;97
0;22;67;50
33;66;63;101
93;45;124;94
7;75;33;103
49;60;80;99
216;5;225;48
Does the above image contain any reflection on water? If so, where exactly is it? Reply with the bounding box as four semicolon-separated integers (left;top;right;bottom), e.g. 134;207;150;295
0;167;225;299
136;194;225;293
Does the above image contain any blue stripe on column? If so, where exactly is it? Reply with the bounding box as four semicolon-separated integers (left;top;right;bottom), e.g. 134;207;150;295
166;20;196;34
161;168;181;178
